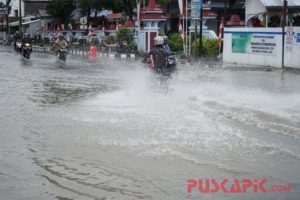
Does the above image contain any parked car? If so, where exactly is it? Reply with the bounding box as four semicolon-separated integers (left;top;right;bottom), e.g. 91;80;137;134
202;30;218;39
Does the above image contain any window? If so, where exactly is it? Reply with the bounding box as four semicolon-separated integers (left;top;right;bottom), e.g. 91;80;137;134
14;10;18;17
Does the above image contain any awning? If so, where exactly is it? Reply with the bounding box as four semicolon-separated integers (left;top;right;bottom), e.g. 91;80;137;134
260;0;300;7
9;19;40;27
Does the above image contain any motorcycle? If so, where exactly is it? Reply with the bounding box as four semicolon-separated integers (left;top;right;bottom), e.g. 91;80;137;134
167;53;177;67
58;47;68;62
22;42;32;59
14;40;22;53
143;52;177;75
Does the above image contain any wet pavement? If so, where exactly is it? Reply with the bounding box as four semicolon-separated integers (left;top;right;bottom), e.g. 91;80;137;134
0;47;300;200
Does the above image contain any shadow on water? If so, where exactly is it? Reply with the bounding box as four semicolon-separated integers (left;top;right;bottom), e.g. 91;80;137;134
29;80;117;106
21;57;33;67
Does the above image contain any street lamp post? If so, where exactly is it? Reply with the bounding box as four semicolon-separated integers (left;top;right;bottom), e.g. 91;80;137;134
19;0;22;32
221;0;229;54
282;0;288;68
199;0;203;57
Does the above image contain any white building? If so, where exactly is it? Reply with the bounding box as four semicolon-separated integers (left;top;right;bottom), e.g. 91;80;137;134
0;0;25;18
245;0;300;27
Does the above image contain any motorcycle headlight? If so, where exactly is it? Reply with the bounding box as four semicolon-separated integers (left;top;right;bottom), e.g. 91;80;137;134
25;43;30;47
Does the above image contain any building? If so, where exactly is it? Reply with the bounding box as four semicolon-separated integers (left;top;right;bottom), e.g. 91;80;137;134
5;0;50;17
245;0;300;27
7;0;24;17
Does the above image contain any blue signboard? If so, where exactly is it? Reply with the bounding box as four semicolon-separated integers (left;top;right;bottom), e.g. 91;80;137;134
296;33;300;43
191;0;203;19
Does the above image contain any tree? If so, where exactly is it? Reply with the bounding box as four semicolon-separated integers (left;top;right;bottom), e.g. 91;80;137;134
46;0;75;27
77;0;136;21
122;0;134;20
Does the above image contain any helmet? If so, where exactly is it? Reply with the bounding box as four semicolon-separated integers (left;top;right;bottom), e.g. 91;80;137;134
163;35;168;44
154;36;164;46
24;33;30;39
58;32;64;38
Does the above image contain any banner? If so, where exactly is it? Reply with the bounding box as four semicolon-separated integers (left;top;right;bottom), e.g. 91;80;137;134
178;20;184;39
232;33;277;55
178;0;183;16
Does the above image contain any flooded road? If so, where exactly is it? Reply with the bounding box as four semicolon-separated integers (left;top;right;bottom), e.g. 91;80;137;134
0;48;300;200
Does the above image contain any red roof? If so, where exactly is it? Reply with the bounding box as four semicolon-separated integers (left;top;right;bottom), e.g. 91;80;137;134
227;15;245;26
140;13;167;20
107;13;122;20
140;0;166;21
143;0;161;11
124;20;136;28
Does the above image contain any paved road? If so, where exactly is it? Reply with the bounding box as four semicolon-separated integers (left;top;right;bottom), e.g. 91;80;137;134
0;48;300;200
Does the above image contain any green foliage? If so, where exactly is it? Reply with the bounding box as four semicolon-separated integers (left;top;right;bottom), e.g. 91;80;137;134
116;28;134;44
46;0;75;25
90;38;99;46
77;0;131;18
203;39;219;56
104;36;116;45
168;33;183;52
43;37;50;44
116;28;137;52
71;37;78;43
192;38;219;57
128;42;137;52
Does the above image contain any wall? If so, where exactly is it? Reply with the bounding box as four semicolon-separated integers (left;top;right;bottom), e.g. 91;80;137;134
223;27;300;69
9;0;25;17
285;27;300;69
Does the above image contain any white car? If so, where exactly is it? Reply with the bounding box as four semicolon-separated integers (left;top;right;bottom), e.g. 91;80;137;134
202;30;218;39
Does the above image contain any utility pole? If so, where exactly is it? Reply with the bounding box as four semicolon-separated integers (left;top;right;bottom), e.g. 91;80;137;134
19;0;22;32
282;0;288;68
5;0;12;36
221;0;228;53
199;0;203;57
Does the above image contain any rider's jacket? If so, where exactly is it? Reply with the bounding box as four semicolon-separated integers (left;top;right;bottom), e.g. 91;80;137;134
148;46;168;69
54;39;69;48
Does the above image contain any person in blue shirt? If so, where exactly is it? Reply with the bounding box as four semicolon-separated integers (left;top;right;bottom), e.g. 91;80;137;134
163;36;172;55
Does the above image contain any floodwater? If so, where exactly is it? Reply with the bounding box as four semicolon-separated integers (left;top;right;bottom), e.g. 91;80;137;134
0;47;300;200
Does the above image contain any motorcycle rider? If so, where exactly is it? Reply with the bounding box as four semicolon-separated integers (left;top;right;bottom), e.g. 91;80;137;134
53;33;69;55
21;33;32;46
20;33;32;57
14;31;21;46
163;35;172;55
147;36;169;74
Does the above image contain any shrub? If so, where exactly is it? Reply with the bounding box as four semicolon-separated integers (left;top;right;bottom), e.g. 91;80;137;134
128;42;137;52
116;28;138;53
71;37;78;44
116;28;134;44
90;38;99;46
104;36;116;45
192;38;219;57
43;37;50;44
168;33;183;52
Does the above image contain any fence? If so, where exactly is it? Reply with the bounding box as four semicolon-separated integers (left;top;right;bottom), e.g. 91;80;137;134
223;27;300;69
31;45;136;59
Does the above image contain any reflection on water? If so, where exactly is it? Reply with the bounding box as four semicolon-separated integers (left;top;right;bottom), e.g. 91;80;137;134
0;49;300;200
